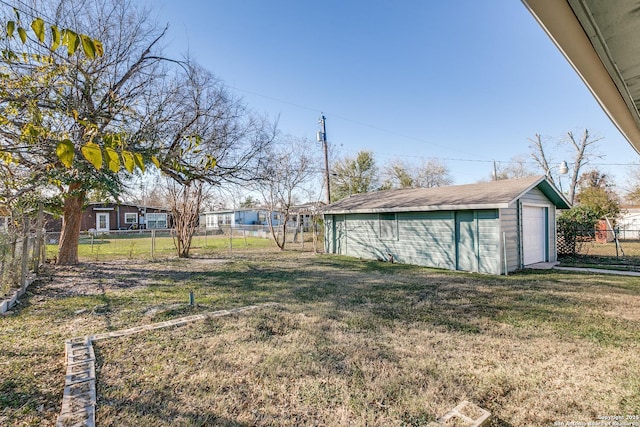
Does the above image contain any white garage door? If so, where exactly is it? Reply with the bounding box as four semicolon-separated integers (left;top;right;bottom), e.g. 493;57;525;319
522;206;546;265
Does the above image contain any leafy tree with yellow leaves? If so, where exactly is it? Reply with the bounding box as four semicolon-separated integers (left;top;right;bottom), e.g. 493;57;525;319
0;1;274;264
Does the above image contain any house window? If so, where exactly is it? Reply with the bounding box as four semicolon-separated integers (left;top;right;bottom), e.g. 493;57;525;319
124;213;138;224
379;213;398;240
206;215;216;228
220;214;232;225
147;213;167;229
258;211;267;222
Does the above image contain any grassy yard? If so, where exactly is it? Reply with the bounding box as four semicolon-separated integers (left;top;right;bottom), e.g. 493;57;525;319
1;248;639;426
567;239;640;260
46;233;277;261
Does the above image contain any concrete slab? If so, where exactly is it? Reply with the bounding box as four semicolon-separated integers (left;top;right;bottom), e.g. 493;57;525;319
427;401;491;426
526;261;560;270
437;401;491;426
554;266;640;276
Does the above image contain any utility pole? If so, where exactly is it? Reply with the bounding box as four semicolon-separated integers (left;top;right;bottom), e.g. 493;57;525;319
318;114;331;204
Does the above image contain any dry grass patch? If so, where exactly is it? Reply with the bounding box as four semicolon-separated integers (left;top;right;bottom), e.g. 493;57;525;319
1;249;639;426
93;303;639;426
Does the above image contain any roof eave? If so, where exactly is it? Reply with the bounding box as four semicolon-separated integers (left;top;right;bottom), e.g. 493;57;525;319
323;203;510;215
521;0;640;154
509;176;571;209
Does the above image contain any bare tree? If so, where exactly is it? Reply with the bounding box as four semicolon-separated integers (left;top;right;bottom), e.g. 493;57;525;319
381;158;452;189
491;155;537;181
159;63;275;257
166;179;203;258
530;130;603;204
624;163;640;204
382;160;414;189
414;158;453;188
257;136;316;250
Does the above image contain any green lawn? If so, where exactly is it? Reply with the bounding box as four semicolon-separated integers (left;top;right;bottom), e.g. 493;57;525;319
1;249;639;426
46;234;276;261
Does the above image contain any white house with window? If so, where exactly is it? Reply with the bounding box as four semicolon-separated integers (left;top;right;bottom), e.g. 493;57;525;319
200;208;282;230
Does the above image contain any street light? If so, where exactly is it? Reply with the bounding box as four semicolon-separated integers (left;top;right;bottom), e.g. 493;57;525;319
558;160;569;175
552;160;569;193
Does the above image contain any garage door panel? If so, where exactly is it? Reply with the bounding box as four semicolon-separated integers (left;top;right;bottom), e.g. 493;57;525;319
523;206;546;265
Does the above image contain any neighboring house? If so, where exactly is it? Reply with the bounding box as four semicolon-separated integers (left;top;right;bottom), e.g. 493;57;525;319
594;218;615;243
43;213;62;232
200;208;282;230
288;202;325;230
323;176;570;275
81;203;170;232
617;207;640;240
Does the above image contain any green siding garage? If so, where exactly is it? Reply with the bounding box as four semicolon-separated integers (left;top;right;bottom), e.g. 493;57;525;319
324;176;570;275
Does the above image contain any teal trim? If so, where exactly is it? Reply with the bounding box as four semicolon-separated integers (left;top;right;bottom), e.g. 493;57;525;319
536;180;571;209
545;207;549;261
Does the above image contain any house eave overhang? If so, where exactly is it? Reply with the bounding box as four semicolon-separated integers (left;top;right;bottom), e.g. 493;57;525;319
522;0;640;154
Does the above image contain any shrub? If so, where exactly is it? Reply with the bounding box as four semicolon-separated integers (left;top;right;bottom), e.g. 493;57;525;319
557;206;600;256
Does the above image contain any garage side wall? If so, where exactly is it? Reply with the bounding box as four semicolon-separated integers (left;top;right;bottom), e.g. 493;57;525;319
324;215;333;254
340;212;457;269
500;204;520;272
475;210;501;274
325;210;502;273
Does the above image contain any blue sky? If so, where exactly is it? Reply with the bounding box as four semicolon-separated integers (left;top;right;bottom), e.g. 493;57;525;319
155;0;640;191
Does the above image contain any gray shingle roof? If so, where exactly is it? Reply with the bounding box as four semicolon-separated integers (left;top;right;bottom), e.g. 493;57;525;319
324;175;570;214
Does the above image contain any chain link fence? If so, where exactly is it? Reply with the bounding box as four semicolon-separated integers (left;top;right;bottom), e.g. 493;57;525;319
1;214;47;306
558;227;640;258
44;224;324;261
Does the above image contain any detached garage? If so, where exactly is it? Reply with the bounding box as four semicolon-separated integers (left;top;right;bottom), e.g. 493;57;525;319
323;176;570;274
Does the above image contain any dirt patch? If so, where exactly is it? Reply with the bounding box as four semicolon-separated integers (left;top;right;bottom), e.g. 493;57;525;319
39;257;235;297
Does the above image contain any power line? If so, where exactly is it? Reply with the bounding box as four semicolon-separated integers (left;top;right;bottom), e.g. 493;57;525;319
231;86;481;158
232;86;640;170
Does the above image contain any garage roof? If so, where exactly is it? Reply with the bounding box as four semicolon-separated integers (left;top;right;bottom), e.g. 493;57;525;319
522;0;640;154
323;176;570;214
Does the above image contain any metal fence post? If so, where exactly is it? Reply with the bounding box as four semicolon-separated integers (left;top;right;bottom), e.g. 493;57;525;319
151;229;156;258
33;206;44;273
20;216;29;290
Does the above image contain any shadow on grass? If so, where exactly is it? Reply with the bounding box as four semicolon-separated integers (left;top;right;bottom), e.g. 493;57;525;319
0;376;60;422
11;251;635;426
65;252;640;349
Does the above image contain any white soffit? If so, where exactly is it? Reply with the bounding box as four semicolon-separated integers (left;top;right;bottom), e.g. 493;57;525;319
522;0;640;154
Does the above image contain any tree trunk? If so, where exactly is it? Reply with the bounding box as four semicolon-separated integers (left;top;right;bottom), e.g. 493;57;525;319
57;183;86;265
169;181;202;258
266;210;286;250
